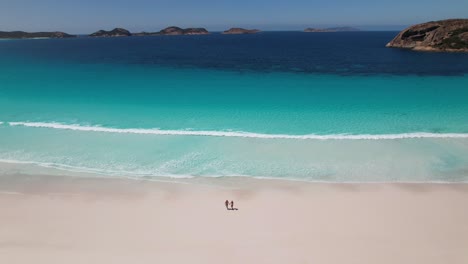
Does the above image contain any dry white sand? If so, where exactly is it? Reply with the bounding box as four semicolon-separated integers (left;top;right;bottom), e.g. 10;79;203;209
0;174;467;264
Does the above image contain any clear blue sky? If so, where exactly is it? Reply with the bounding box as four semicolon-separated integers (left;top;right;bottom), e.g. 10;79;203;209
0;0;467;33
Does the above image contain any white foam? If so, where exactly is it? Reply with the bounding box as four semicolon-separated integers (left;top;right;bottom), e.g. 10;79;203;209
7;121;468;140
0;159;465;185
0;158;195;179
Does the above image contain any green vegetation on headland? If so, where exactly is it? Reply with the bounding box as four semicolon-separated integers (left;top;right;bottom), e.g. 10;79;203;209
386;19;468;52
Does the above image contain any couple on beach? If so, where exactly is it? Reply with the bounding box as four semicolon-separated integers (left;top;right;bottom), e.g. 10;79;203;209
225;200;237;210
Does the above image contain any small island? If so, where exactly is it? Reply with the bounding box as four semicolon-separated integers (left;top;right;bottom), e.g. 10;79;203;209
386;19;468;52
304;27;360;32
0;31;75;39
105;26;211;37
89;28;132;37
158;26;209;35
222;28;260;34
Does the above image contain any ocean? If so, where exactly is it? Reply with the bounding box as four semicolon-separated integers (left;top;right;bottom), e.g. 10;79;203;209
1;32;468;182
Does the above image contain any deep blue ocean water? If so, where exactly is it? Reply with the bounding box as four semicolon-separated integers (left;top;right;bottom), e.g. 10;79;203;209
1;32;468;182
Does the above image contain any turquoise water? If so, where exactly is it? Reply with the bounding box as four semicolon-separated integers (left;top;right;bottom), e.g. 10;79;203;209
2;63;467;135
1;34;468;182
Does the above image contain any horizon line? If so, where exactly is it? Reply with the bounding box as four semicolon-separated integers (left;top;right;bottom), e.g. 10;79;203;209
1;27;406;36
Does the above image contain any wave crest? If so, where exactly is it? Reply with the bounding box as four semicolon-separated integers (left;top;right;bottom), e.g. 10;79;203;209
5;121;468;140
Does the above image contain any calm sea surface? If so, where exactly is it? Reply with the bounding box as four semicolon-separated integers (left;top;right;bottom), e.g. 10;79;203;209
1;32;468;182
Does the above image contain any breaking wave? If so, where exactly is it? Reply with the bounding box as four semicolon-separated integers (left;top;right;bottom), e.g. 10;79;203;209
5;121;468;140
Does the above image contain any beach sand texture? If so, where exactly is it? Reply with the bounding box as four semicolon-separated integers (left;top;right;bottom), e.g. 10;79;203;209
0;175;467;264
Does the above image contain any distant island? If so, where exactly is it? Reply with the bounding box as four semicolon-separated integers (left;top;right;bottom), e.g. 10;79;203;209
386;19;468;52
0;31;75;39
222;28;260;34
0;26;212;39
89;28;132;37
134;26;209;36
304;27;360;32
160;26;209;35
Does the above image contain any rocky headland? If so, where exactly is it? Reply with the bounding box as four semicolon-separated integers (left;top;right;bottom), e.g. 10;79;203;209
222;28;260;34
304;27;360;32
386;19;468;52
89;28;132;37
0;31;75;39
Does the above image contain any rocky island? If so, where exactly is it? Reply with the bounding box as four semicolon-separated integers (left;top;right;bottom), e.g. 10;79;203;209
386;19;468;52
0;31;75;39
135;26;209;36
222;28;260;34
89;28;132;37
159;26;209;35
304;27;360;32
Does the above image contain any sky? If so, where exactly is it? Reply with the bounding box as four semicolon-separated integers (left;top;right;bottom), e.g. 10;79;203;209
0;0;467;33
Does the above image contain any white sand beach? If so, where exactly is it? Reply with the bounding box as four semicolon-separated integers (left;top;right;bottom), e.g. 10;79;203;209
0;174;467;264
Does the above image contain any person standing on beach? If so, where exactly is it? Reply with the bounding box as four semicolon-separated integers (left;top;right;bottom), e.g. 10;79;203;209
230;200;234;210
225;200;229;210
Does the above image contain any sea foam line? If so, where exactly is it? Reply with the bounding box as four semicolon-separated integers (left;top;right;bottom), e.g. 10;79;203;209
0;159;465;185
6;121;468;140
0;158;194;179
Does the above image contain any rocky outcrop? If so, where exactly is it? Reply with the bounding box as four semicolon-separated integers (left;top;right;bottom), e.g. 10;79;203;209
0;31;76;39
304;27;360;32
158;26;209;35
222;28;260;34
386;19;468;52
89;28;132;37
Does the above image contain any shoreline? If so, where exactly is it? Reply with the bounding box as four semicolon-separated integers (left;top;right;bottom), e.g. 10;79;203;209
1;160;468;185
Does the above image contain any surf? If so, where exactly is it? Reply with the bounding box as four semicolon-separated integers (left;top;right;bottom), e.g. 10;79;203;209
5;121;468;140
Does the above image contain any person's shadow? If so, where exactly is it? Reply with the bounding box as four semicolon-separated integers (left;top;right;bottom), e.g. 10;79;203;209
227;207;238;210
